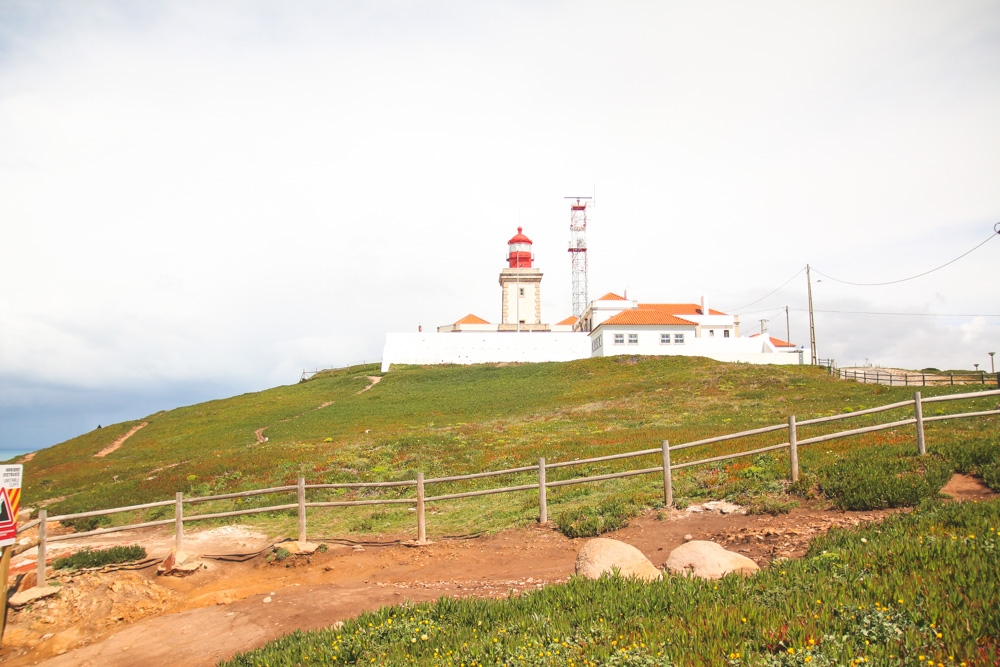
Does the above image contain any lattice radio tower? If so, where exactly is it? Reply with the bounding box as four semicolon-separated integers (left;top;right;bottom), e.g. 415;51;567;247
566;196;592;317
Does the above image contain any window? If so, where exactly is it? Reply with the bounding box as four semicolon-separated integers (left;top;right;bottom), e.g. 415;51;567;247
628;333;638;345
674;333;685;344
614;333;624;344
709;330;715;337
660;333;671;344
724;330;730;338
519;287;525;296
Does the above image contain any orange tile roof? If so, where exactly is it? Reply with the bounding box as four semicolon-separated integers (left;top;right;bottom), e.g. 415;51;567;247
598;292;627;301
556;315;579;325
640;303;728;316
749;334;797;347
599;309;697;327
454;313;491;325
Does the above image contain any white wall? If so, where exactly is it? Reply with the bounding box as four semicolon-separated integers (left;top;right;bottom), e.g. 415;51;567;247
591;325;804;365
381;332;591;371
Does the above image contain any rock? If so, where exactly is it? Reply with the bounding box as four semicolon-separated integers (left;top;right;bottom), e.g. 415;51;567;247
683;534;694;542
665;541;760;580
702;501;745;515
158;551;203;577
9;585;60;609
286;541;319;555
575;538;662;582
17;571;37;592
262;596;272;603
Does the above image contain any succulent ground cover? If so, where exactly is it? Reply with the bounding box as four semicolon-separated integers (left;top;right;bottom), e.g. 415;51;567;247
12;357;998;540
217;498;1000;667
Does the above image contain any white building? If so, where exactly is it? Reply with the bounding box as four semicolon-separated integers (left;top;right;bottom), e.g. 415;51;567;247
381;228;804;371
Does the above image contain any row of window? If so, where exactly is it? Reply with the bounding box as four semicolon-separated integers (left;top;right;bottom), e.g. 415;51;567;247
613;333;686;345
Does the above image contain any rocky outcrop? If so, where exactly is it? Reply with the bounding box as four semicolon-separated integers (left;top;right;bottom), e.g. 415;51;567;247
664;540;759;579
575;538;661;582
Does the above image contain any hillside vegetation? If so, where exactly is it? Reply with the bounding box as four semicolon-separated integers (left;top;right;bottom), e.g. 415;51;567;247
14;357;999;538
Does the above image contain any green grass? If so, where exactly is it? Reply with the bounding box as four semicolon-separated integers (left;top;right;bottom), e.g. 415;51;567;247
554;497;641;538
11;357;1000;541
217;498;1000;667
51;545;147;570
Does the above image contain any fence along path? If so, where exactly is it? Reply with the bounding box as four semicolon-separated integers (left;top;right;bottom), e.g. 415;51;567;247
838;368;999;388
16;387;1000;586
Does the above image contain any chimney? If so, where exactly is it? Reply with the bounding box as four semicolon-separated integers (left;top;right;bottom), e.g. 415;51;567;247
701;295;709;316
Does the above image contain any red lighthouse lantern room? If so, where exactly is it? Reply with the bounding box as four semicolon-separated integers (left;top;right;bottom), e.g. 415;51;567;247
507;227;534;268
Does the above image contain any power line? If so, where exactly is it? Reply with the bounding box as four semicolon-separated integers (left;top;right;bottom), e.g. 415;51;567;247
788;308;1000;317
813;223;999;287
727;267;804;313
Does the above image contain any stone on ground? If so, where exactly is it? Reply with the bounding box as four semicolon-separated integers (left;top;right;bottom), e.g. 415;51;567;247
157;550;204;576
9;585;60;609
664;540;759;579
285;541;319;555
575;538;661;582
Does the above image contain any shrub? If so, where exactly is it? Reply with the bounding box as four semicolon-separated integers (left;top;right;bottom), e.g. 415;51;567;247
744;495;798;515
819;448;953;511
267;547;292;563
936;435;999;475
65;515;111;533
555;498;640;538
982;461;1000;491
52;545;147;570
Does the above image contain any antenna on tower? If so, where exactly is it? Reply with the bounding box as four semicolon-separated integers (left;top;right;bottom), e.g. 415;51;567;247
565;196;592;318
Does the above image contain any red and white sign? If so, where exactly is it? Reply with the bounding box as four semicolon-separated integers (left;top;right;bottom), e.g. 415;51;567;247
0;464;22;548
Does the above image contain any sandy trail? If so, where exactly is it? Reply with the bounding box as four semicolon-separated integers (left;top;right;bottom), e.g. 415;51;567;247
93;422;148;458
3;473;994;667
253;375;382;444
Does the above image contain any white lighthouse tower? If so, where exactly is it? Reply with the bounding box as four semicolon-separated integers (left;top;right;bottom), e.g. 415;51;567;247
499;227;545;330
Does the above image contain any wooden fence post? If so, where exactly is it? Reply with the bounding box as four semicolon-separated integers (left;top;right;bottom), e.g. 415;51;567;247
37;509;47;586
416;472;426;543
538;458;547;524
661;440;673;507
174;492;183;554
914;391;926;456
950;373;954;386
297;477;306;546
788;416;799;483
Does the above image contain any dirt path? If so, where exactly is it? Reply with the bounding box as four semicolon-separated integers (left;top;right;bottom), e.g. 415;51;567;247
356;375;382;393
253;376;382;445
3;475;993;666
93;422;148;458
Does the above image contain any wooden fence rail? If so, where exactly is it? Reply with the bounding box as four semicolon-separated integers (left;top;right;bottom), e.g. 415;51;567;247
17;388;1000;584
840;369;1000;388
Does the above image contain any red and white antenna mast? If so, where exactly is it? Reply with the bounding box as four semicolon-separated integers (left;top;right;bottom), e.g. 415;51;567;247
566;196;592;317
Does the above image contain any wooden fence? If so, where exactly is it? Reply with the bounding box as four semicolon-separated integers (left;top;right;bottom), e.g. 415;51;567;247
839;369;999;387
15;388;1000;586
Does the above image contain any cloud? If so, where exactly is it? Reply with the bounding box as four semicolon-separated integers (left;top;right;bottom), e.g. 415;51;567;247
1;0;999;452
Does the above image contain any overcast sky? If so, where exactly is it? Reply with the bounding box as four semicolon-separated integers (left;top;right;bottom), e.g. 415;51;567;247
2;0;998;458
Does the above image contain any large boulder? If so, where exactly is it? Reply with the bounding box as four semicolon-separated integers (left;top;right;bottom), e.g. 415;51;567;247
664;540;759;579
575;538;662;582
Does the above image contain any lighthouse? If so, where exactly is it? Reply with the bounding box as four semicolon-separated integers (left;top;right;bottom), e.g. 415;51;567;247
499;227;544;330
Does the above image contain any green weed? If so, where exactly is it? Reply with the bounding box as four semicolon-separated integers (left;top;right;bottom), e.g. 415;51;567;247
52;545;147;570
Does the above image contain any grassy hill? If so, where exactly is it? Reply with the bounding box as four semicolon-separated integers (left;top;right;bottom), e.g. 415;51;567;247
14;356;999;537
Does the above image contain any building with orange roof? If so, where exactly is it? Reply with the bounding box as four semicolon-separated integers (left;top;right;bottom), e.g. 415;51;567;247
380;226;803;371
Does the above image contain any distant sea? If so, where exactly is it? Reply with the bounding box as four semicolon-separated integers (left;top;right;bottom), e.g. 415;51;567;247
1;448;32;463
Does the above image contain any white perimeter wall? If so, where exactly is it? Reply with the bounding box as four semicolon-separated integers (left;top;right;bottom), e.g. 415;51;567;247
381;332;591;371
591;325;804;365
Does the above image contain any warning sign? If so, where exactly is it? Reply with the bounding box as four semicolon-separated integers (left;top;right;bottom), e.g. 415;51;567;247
0;464;22;548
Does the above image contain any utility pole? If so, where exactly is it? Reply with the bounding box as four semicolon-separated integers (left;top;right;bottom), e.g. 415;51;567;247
806;264;817;365
785;306;790;345
759;319;768;335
